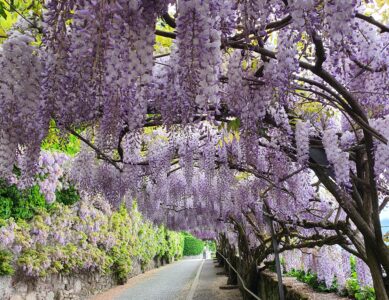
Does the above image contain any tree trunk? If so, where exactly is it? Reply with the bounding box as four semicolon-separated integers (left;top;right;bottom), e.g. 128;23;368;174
365;242;389;300
242;262;259;300
227;254;238;285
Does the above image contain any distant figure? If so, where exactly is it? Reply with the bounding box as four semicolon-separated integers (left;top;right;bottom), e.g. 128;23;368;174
203;247;206;259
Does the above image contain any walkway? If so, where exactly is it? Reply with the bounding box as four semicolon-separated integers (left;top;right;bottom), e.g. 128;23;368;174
90;259;242;300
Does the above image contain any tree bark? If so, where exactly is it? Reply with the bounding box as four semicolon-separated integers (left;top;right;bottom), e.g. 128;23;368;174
365;242;389;300
243;262;259;300
227;254;238;285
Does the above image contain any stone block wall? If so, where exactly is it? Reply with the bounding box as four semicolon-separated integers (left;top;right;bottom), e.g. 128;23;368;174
0;257;166;300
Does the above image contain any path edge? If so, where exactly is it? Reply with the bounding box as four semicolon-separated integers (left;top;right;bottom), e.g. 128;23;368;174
186;259;205;300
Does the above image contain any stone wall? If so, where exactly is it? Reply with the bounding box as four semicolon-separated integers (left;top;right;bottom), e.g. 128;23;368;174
0;258;166;300
257;271;346;300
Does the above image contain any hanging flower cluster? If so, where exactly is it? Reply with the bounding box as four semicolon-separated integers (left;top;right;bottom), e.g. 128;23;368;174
323;127;350;185
295;120;311;165
0;31;46;179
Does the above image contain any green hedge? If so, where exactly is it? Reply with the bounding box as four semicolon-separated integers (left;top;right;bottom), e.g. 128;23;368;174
182;232;204;256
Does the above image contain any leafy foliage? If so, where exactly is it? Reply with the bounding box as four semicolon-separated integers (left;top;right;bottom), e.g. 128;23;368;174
204;240;216;253
0;250;14;275
109;244;131;284
0;0;43;43
55;185;80;206
346;257;376;300
284;256;376;299
0;2;7;19
0;179;46;220
182;232;204;256
287;269;338;293
0;178;79;221
346;276;376;300
0;196;12;219
41;120;81;156
0;201;183;284
164;230;184;261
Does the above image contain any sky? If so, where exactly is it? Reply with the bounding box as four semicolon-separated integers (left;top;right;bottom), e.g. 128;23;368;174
381;207;389;234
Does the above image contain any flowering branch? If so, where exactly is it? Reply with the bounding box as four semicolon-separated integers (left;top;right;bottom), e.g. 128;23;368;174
355;13;389;33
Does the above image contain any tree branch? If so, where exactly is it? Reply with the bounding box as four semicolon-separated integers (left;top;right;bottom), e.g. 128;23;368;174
356;13;389;33
380;196;389;212
65;126;123;172
312;31;326;69
265;15;292;31
162;13;176;28
155;29;176;39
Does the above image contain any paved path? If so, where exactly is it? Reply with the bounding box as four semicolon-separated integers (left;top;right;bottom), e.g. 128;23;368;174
114;259;199;300
91;259;242;300
193;259;242;300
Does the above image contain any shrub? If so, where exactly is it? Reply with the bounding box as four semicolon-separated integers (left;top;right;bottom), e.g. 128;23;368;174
110;245;132;284
0;179;47;221
165;230;184;260
0;178;80;222
0;197;12;219
55;185;80;206
12;185;47;220
182;232;204;256
0;250;14;275
287;268;337;293
346;257;376;300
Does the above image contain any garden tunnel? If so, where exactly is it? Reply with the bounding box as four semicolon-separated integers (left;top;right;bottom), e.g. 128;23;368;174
0;0;389;299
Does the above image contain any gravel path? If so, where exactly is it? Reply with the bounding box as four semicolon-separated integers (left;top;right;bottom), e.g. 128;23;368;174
91;259;243;300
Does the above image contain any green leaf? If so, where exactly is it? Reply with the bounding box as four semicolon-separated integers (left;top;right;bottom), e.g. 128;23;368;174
182;232;204;256
0;2;7;20
227;118;241;132
0;250;14;275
